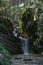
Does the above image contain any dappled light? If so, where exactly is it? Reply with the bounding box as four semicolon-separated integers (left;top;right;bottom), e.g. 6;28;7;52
0;0;43;65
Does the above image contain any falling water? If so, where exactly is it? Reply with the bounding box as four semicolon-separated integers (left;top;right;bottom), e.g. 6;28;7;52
19;37;29;55
13;29;30;55
22;38;29;55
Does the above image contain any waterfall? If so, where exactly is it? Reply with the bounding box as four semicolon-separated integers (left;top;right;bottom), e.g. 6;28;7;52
19;37;29;55
22;38;29;55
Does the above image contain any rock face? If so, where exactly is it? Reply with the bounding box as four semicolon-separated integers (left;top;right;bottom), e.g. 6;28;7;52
0;17;23;54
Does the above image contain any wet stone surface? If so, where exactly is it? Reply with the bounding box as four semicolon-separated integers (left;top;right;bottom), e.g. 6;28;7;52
11;54;43;65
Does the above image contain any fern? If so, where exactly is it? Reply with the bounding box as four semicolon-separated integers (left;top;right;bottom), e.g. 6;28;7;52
0;17;23;54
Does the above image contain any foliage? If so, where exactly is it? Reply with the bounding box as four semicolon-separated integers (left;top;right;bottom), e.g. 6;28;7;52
0;42;11;65
22;8;34;35
0;17;23;54
0;0;43;54
0;42;11;58
21;3;43;54
38;0;43;3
